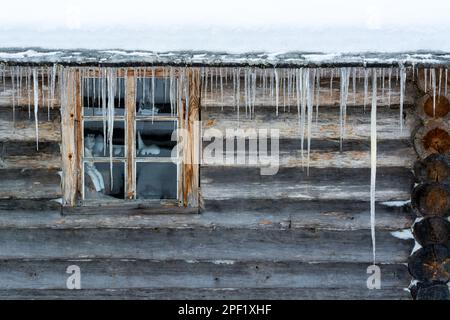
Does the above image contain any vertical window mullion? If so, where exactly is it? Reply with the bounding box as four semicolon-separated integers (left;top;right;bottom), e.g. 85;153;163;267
126;69;136;199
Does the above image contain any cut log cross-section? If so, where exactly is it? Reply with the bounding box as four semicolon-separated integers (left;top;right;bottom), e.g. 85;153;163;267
410;76;450;299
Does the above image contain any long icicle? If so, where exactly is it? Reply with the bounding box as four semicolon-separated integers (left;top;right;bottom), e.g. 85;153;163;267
370;68;377;266
33;69;39;150
339;67;350;150
399;65;406;131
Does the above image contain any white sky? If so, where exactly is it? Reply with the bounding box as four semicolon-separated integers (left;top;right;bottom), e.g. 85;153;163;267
0;0;449;30
0;0;449;52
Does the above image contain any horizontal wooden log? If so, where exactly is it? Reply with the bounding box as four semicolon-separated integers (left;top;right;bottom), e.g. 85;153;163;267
413;217;450;246
0;227;413;263
416;94;450;121
202;105;417;141
408;244;450;283
201;78;416;108
202;138;415;169
413;121;450;159
413;154;450;184
0;77;60;108
201;167;413;201
0;259;409;291
416;68;450;96
411;183;450;217
204;199;414;231
0;199;414;231
0;169;61;200
0;199;61;211
0;107;61;142
0;141;61;170
412;282;450;300
0;287;411;300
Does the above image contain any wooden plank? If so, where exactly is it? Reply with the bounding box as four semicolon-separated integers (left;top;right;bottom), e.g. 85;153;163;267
201;166;414;201
179;68;200;207
60;69;77;206
0;259;409;291
0;169;61;199
0;227;413;263
202;105;418;141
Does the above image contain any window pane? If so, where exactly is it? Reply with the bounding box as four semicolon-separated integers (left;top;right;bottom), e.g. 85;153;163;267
83;77;125;116
136;162;177;200
84;162;125;200
84;121;125;157
136;77;174;116
136;121;176;158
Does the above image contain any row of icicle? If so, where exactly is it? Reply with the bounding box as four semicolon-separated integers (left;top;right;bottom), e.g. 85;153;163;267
1;64;449;266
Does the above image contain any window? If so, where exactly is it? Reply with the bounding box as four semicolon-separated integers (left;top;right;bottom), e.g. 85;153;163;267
60;68;200;210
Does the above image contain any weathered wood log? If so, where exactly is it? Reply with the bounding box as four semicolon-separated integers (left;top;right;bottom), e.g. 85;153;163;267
0;259;409;291
413;217;450;246
413;154;450;183
0;199;414;231
0;287;411;300
202;138;415;169
416;94;450;120
201;166;413;201
0;168;61;200
411;282;450;300
408;244;450;283
0;141;61;170
203;106;417;141
0;199;60;211
413;121;450;159
202;79;416;108
416;68;450;96
411;183;450;217
0;227;413;263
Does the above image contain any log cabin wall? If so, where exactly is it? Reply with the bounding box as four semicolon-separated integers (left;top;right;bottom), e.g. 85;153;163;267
0;64;431;299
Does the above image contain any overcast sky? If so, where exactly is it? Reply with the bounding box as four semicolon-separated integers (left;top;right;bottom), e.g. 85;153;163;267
0;0;449;30
0;0;449;52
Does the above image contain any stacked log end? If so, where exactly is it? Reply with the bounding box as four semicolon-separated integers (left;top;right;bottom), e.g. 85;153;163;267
410;68;450;300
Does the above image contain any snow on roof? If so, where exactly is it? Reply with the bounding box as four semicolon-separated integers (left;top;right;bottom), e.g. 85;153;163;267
0;48;450;67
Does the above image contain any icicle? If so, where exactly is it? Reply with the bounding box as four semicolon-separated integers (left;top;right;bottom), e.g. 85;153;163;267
11;67;16;129
399;65;406;131
33;69;39;150
381;68;385;104
101;69;107;155
352;67;357;105
274;68;279;116
220;68;224;110
424;68;428;92
387;67;392;107
370;69;377;266
439;68;442;97
26;67;31;119
431;68;436;117
363;68;369;111
339;67;350;150
315;68;321;124
107;68;116;191
236;68;240;124
151;67;155;122
306;69;315;175
446;68;449;97
329;68;334;98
